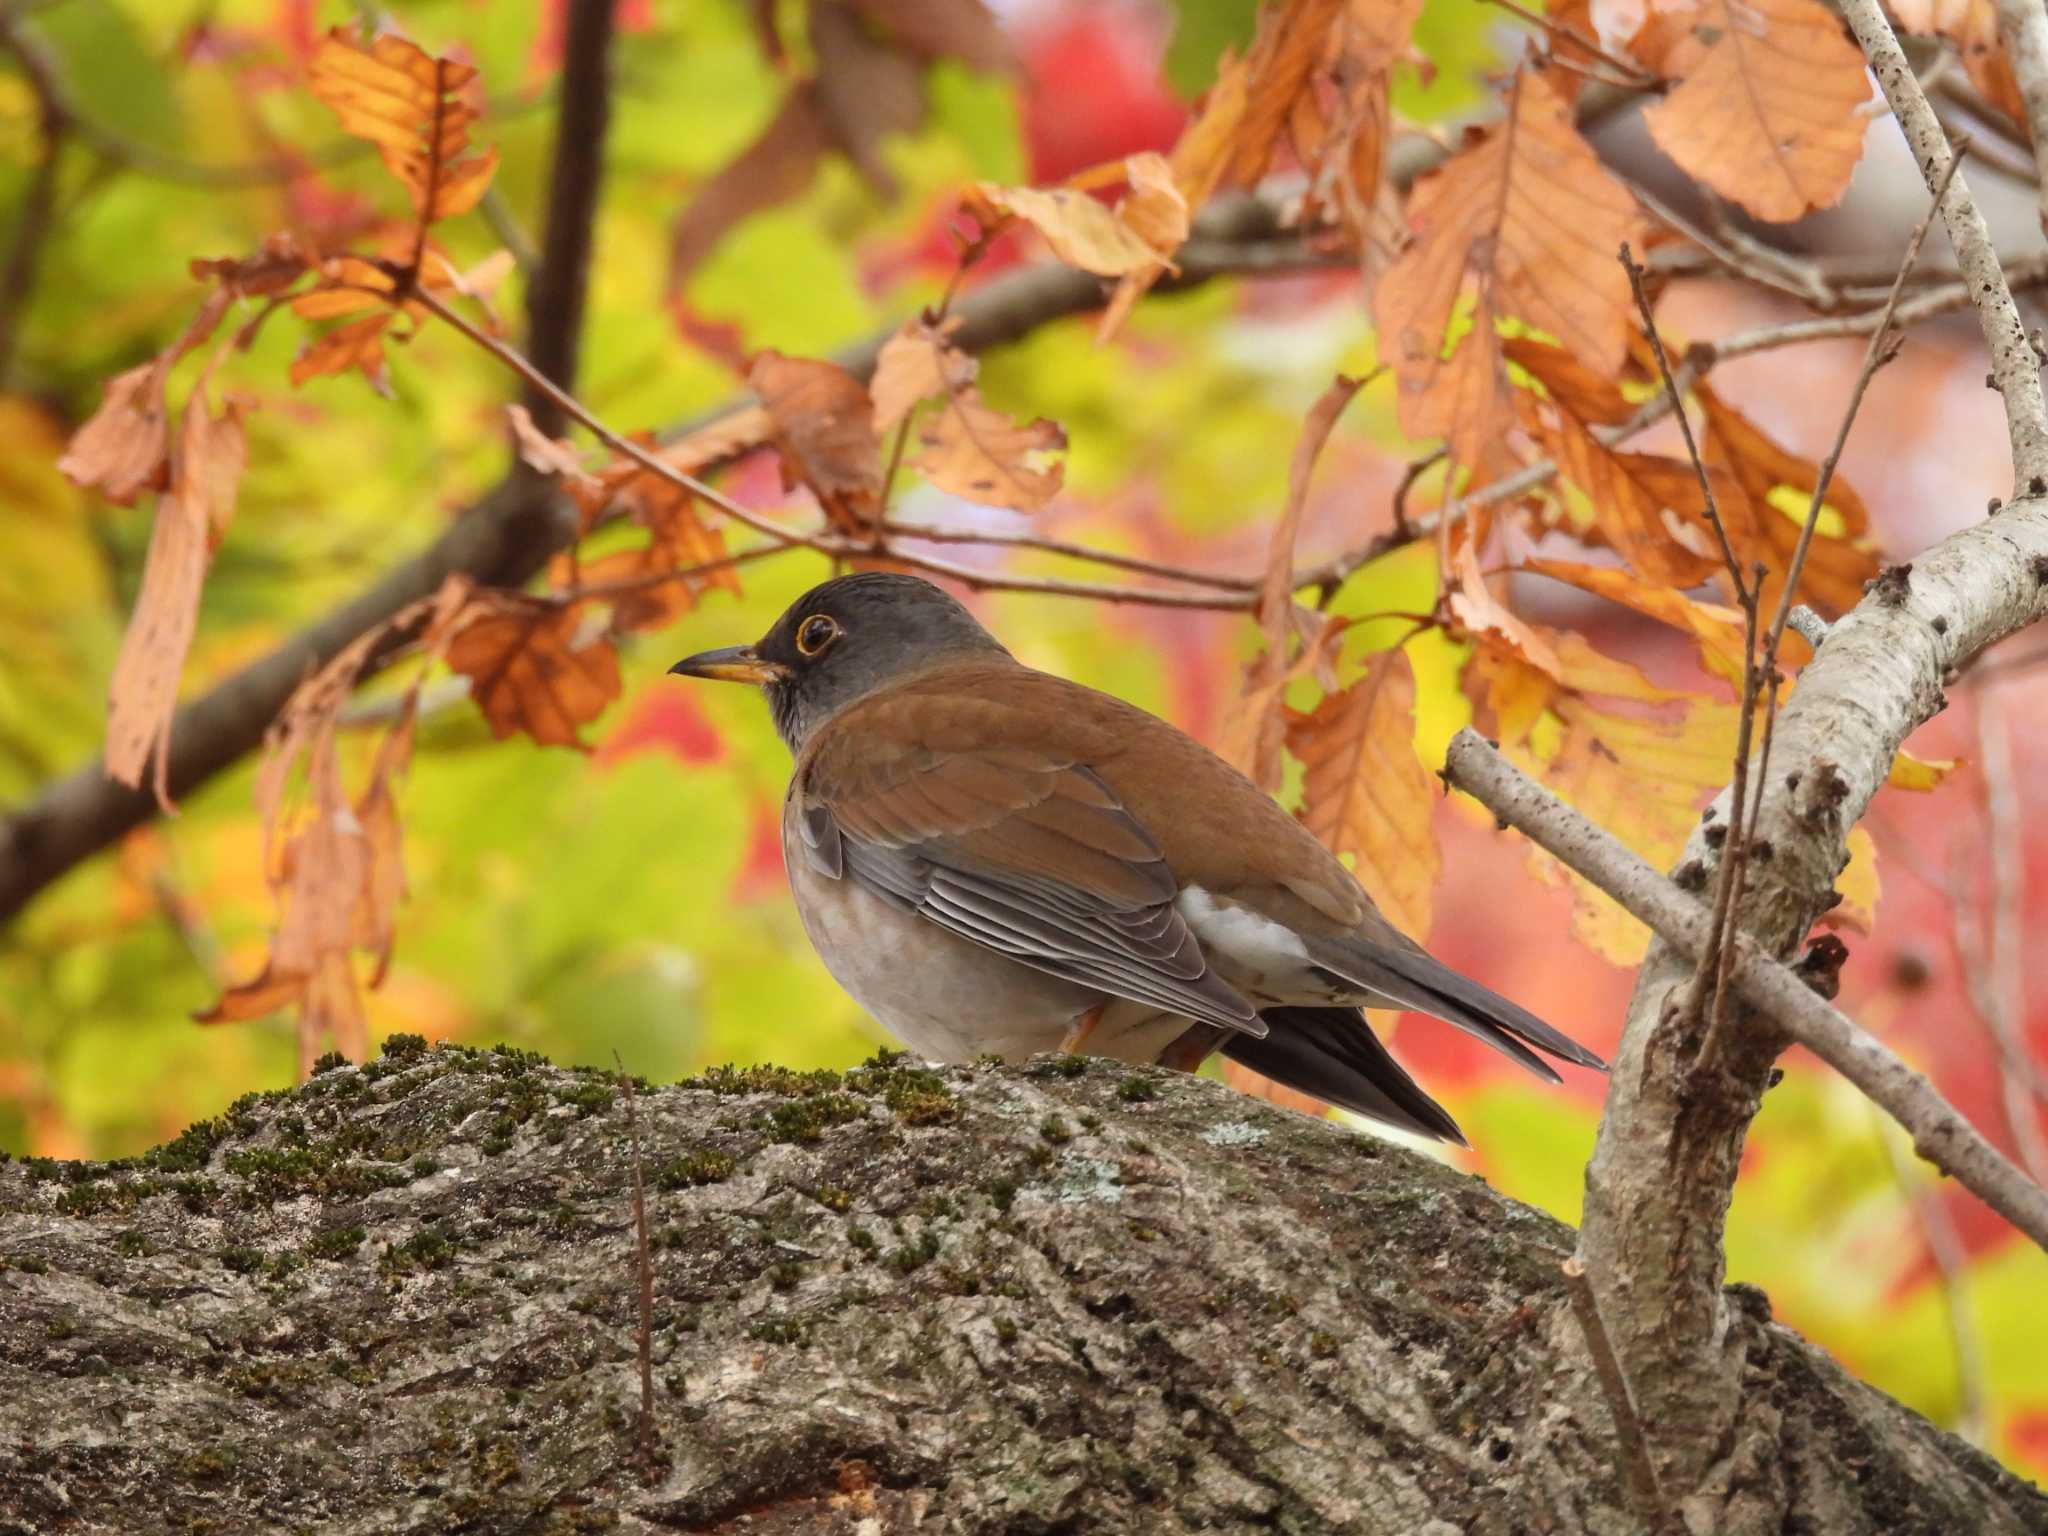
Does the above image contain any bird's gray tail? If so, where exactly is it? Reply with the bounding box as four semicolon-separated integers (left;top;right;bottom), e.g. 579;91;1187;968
1305;935;1606;1083
1222;1006;1467;1145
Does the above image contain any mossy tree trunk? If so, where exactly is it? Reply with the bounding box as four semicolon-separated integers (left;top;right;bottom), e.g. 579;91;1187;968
1;1039;2042;1535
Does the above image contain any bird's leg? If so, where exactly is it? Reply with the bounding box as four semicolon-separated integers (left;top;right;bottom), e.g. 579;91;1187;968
1058;1003;1107;1056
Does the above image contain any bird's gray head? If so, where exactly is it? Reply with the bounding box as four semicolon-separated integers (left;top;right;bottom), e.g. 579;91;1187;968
668;573;1011;750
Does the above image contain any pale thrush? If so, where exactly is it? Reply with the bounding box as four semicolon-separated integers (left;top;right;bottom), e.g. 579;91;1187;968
671;573;1602;1142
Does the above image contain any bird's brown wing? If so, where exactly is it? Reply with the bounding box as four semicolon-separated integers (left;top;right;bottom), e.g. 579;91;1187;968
792;678;1262;1037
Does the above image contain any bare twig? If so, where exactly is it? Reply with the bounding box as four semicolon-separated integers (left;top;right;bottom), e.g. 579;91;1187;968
1993;0;2048;228
613;1053;658;1465
1872;1109;1990;1446
1442;728;2048;1254
1842;0;2048;485
1560;1257;1674;1532
1958;690;2048;1184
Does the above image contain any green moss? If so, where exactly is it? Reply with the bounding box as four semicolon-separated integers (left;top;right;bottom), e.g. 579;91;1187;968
222;1144;411;1205
310;1051;350;1076
553;1081;614;1118
306;1226;367;1261
762;1093;865;1144
748;1317;809;1346
145;1116;234;1174
655;1150;737;1190
885;1230;940;1274
768;1261;802;1292
993;1314;1018;1344
1038;1115;1073;1145
846;1055;960;1125
381;1032;430;1062
381;1223;459;1275
847;1225;876;1252
1116;1076;1159;1103
811;1184;852;1212
986;1179;1017;1213
685;1063;844;1097
219;1245;265;1274
55;1181;118;1217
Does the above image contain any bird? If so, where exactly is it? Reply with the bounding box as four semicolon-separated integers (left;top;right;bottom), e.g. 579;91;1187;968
669;572;1603;1143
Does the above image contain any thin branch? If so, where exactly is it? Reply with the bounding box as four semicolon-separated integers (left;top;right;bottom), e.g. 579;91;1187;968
1993;0;2048;228
1560;1257;1674;1533
1442;728;2048;1254
1842;0;2048;486
520;0;617;436
0;42;60;384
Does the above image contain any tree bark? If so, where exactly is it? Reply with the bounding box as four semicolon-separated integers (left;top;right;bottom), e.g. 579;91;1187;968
2;1042;2041;1535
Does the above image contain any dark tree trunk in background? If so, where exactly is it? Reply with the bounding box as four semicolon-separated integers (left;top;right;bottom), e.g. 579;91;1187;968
1;1041;2042;1535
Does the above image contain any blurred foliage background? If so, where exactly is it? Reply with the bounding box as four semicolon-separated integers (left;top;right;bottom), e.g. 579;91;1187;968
1;0;2045;1481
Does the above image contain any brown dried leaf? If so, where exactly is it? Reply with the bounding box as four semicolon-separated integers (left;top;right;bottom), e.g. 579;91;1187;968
103;380;249;810
852;0;1012;71
750;351;883;533
308;27;499;223
1286;647;1440;941
912;388;1065;511
1641;0;1868;222
59;290;232;504
1503;335;1635;428
670;87;831;289
446;597;624;748
870;317;977;434
1258;374;1365;660
506;403;598;485
965;169;1179;278
574;487;741;633
1374;69;1638;478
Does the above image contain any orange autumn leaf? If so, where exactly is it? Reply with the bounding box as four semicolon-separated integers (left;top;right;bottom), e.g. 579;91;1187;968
290;312;401;393
749;351;883;534
445;597;624;748
308;27;499;225
1694;379;1879;614
1447;537;1562;681
1516;393;1722;588
1287;647;1440;942
572;488;740;634
1641;0;1868;223
1502;335;1636;429
1374;68;1639;479
1891;0;2027;125
1522;558;1748;681
1218;607;1344;793
912;388;1066;512
869;317;978;435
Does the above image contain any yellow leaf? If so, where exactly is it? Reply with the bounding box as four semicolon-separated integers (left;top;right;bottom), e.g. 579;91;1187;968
1887;750;1958;792
1830;825;1882;932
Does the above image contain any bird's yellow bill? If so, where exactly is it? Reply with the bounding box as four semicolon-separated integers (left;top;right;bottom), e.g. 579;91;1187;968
667;645;786;685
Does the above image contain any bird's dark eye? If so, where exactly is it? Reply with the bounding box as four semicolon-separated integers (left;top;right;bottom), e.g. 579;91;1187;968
796;614;840;656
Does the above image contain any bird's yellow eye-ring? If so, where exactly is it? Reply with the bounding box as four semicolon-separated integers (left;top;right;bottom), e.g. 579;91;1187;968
796;614;840;656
